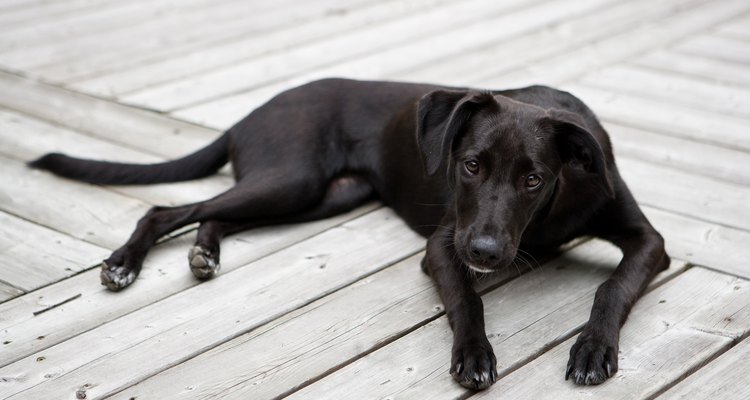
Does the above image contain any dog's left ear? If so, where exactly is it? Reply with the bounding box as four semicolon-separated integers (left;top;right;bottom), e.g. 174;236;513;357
544;110;615;198
416;90;495;176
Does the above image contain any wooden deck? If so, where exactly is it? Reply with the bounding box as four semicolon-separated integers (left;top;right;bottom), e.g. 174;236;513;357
0;0;749;398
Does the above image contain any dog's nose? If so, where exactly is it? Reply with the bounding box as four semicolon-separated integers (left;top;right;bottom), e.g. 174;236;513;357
469;235;500;263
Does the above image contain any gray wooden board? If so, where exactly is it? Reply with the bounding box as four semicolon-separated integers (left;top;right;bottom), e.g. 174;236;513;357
111;239;681;400
170;0;729;130
0;0;304;68
562;83;750;153
110;251;441;400
470;267;750;400
0;0;239;53
673;32;750;64
605;122;750;187
393;0;700;86
713;13;750;41
124;0;606;111
0;283;23;303
23;0;372;83
0;203;378;368
284;243;685;399
70;0;452;96
617;157;750;231
169;0;655;128
475;0;750;88
0;207;425;399
579;64;750;118
633;48;750;87
0;0;119;29
659;336;750;400
644;206;750;280
0;155;151;249
0;107;234;206
0;71;221;159
0;210;109;292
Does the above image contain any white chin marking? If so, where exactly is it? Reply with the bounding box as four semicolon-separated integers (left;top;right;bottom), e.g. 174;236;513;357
467;263;493;274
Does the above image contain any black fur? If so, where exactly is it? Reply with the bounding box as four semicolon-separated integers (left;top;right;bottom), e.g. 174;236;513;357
30;78;669;390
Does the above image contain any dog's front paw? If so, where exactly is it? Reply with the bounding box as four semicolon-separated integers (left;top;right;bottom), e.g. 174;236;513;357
566;328;618;385
188;245;220;279
450;339;497;390
100;261;137;291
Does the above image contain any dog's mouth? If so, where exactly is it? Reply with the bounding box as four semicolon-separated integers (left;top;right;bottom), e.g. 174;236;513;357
465;262;495;274
456;243;517;275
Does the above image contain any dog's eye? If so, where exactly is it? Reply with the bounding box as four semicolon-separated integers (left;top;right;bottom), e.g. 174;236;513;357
525;174;542;188
464;160;479;175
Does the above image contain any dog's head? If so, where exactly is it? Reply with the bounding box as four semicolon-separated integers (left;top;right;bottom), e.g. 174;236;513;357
416;89;613;273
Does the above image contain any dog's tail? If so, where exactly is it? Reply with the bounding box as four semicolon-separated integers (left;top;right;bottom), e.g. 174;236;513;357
29;132;230;185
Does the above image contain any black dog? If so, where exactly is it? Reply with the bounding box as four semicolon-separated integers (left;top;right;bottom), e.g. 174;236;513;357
30;79;669;390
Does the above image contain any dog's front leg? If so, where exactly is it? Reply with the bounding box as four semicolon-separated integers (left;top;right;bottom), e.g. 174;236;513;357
567;195;669;385
424;224;497;390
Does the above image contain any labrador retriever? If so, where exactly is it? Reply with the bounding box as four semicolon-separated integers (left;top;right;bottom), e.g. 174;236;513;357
30;78;669;390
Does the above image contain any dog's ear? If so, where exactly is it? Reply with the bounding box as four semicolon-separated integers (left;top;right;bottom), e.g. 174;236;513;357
544;109;614;198
416;90;495;176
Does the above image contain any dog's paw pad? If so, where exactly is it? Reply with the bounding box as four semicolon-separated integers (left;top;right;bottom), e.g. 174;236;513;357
188;245;220;280
565;332;618;385
100;262;136;291
451;342;497;390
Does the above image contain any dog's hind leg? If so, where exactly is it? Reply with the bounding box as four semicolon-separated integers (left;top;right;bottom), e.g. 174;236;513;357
101;173;329;291
188;174;375;280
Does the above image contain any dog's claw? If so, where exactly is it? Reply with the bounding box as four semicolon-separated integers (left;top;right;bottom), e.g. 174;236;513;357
566;328;618;385
188;245;220;280
450;341;497;390
100;262;136;291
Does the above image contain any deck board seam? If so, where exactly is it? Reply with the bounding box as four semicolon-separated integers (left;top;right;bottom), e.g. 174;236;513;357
158;0;562;112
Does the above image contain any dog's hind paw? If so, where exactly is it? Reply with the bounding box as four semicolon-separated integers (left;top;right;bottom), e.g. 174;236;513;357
188;245;220;280
100;262;137;291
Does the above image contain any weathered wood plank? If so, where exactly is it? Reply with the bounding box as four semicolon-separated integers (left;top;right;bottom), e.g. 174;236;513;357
170;0;731;129
109;251;440;400
0;203;378;368
0;155;150;249
395;0;700;85
0;0;236;53
478;0;750;87
579;64;750;118
0;282;23;303
0;207;424;399
659;337;750;399
0;210;109;292
0;107;233;206
562;83;750;152
644;206;750;279
605;122;750;187
0;0;117;29
633;48;750;87
0;71;220;159
111;239;679;400
471;267;750;400
169;0;632;127
125;0;608;111
713;14;750;41
22;0;367;83
674;33;750;64
283;244;685;399
618;157;750;231
71;0;451;96
170;82;280;129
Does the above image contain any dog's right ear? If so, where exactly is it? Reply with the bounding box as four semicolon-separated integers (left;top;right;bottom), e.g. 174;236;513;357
416;90;495;176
